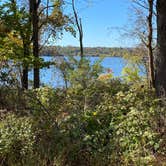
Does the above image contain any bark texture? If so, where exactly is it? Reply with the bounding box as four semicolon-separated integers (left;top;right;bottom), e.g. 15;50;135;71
30;0;40;88
155;0;166;97
147;0;155;88
22;43;29;89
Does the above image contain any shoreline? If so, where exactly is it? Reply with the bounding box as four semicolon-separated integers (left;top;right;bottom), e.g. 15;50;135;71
41;54;122;57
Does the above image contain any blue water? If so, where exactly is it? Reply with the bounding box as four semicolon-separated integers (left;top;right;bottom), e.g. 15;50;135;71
29;56;127;87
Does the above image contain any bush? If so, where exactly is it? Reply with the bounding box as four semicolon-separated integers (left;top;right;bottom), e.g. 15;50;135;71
0;80;165;165
0;114;35;165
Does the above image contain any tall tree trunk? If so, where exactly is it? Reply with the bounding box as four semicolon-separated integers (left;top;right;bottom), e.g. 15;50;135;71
147;0;155;88
155;0;166;97
22;42;31;89
79;18;83;58
22;67;28;89
72;0;84;58
30;0;40;88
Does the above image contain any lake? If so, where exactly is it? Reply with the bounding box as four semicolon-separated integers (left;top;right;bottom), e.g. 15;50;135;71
29;56;136;87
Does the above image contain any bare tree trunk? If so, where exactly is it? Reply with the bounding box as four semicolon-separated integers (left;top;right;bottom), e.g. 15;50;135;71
147;0;155;88
72;0;84;58
131;0;156;88
22;67;28;89
30;0;40;88
22;46;28;89
22;43;29;89
155;0;166;97
79;18;83;58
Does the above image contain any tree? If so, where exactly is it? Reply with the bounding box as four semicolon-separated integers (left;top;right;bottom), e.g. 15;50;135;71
147;0;155;88
72;0;84;58
0;0;32;89
29;0;40;89
130;0;156;88
0;0;74;89
29;0;75;88
155;0;166;97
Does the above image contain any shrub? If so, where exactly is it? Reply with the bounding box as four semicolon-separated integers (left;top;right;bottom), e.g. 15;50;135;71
0;80;165;165
0;114;35;165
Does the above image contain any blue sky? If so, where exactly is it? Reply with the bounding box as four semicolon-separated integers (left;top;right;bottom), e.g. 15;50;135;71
57;0;134;47
0;0;135;47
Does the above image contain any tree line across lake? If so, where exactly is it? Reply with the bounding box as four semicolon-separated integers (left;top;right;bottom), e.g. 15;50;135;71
41;46;132;57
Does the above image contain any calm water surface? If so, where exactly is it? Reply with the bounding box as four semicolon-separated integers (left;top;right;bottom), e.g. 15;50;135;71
29;56;127;87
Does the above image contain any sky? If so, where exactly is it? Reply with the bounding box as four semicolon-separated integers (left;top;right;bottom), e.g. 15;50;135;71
56;0;135;47
0;0;136;47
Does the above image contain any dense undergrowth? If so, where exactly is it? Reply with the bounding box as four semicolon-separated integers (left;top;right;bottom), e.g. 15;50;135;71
0;78;166;166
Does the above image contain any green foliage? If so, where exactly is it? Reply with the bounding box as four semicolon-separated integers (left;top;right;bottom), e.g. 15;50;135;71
53;56;104;89
0;0;75;89
110;89;161;165
1;0;165;165
0;81;165;165
0;114;35;165
122;66;141;83
0;53;165;166
67;57;104;88
122;47;147;85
